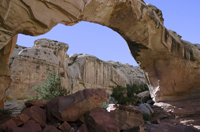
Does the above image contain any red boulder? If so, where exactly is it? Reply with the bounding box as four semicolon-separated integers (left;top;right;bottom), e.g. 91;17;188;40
47;88;107;122
42;125;62;132
58;121;71;132
0;119;17;130
25;99;49;108
22;105;46;122
12;114;30;126
22;120;42;132
78;124;88;132
84;109;120;132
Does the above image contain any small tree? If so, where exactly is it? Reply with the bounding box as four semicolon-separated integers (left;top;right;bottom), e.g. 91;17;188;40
111;84;149;105
28;71;70;101
111;85;132;105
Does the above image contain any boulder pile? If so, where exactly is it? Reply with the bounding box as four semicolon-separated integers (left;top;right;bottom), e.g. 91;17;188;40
0;88;145;132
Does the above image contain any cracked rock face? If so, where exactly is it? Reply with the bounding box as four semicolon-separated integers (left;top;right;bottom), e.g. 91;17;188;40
0;0;200;111
5;39;146;114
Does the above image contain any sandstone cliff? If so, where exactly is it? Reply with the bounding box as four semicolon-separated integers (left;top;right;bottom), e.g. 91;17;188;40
5;38;146;115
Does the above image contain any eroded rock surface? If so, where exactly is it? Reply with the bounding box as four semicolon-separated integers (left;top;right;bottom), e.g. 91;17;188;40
1;89;144;132
85;109;120;132
148;123;200;132
0;0;200;122
107;104;144;131
47;88;107;122
5;38;146;114
0;35;17;109
151;99;200;128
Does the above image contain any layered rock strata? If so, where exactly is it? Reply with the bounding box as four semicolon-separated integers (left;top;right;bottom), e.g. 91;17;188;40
5;38;146;114
0;0;200;116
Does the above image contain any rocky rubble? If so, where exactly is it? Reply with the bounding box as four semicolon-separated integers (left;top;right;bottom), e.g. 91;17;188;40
148;123;200;132
150;99;200;130
0;88;145;132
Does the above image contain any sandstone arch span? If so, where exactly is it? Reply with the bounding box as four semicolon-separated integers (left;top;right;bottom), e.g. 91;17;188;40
0;0;200;109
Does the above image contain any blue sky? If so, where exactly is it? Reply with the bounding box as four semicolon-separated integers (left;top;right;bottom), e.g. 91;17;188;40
17;0;200;66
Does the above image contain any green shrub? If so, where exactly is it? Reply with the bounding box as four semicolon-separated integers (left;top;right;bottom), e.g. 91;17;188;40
27;71;70;101
101;103;109;110
142;113;151;121
0;109;12;115
127;84;148;96
111;84;148;106
68;63;72;66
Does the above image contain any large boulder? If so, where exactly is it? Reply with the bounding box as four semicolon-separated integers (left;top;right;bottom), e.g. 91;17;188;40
45;97;62;124
0;114;30;130
0;119;17;130
25;99;49;108
46;88;107;122
42;125;62;132
22;105;46;123
12;114;30;126
84;109;120;132
58;121;72;132
138;103;154;115
107;104;144;131
137;91;151;103
5;120;42;132
78;124;88;132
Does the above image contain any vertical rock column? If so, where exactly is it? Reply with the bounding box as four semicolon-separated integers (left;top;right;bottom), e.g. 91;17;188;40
0;35;17;109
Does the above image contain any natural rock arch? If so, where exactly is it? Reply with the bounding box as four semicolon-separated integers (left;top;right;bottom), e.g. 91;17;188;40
0;0;200;109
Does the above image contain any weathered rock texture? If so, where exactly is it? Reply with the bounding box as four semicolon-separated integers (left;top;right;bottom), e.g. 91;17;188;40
46;88;107;122
85;109;120;132
1;89;145;132
148;123;200;132
151;99;200;129
0;0;200;115
107;104;144;131
0;34;17;109
194;44;200;50
5;38;146;114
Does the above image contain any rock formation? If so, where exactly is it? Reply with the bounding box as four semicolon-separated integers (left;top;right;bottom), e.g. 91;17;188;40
148;123;199;132
5;38;146;114
1;89;145;132
0;35;17;109
0;0;200;125
194;44;200;51
107;104;144;131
